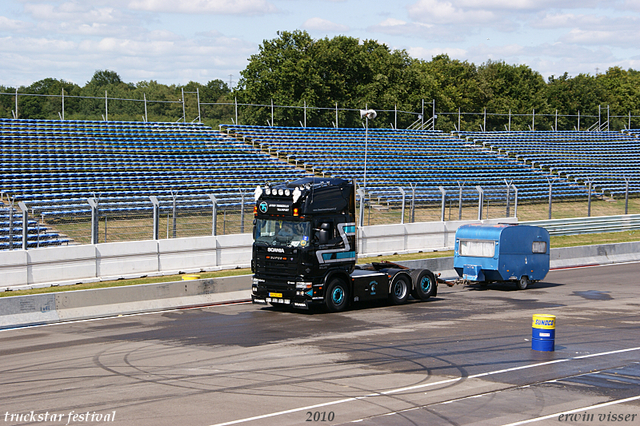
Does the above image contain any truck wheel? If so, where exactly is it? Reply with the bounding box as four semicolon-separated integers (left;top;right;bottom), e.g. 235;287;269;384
410;270;436;301
389;275;410;305
325;278;349;312
516;276;529;290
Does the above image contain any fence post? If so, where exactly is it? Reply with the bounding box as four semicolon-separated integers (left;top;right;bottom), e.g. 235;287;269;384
578;110;581;131
105;90;108;121
439;186;446;222
476;186;484;221
432;99;436;130
624;177;630;215
587;179;593;217
358;189;365;228
14;88;18;119
197;87;201;123
240;190;246;233
18;201;28;250
395;103;398;129
171;190;177;238
271;99;274;126
483;107;487;132
209;194;218;236
504;179;513;217
398;187;405;224
181;87;186;122
532;108;535;131
8;197;14;250
513;185;518;218
235;97;238;125
410;183;416;223
547;178;555;220
150;196;160;240
88;198;99;244
457;181;465;220
61;88;65;121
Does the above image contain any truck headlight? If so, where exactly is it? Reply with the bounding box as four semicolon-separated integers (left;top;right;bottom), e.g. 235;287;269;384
296;282;313;289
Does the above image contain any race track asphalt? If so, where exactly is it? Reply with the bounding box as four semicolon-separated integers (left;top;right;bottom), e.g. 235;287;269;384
1;262;639;426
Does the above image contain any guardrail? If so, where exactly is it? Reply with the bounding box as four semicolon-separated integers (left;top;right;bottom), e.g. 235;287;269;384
522;214;640;236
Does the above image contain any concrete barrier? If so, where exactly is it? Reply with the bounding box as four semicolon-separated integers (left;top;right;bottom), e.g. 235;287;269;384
357;218;516;256
0;218;515;290
0;293;59;328
158;236;218;274
27;245;96;285
0;250;28;286
1;275;251;329
550;241;640;269
96;240;159;279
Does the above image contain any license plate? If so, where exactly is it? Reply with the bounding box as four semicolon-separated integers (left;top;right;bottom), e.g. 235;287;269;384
269;292;283;298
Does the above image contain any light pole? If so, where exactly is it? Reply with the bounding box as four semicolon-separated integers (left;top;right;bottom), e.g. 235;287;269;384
360;109;376;192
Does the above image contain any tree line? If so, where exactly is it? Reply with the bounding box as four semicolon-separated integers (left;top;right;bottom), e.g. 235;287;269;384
2;30;640;131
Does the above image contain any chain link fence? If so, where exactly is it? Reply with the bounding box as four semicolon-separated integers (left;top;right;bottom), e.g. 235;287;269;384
2;183;637;250
4;90;640;131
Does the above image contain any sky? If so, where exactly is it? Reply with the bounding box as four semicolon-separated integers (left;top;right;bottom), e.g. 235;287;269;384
1;0;640;88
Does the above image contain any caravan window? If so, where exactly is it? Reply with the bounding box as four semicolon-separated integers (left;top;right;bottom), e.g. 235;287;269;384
459;239;496;258
532;241;547;254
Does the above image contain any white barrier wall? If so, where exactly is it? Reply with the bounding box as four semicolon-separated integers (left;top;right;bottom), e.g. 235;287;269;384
0;218;514;288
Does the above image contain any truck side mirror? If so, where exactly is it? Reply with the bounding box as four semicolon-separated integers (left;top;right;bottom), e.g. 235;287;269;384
318;222;331;245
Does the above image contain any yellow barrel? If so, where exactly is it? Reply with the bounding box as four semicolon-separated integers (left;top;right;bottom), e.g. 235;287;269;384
532;314;556;351
182;274;201;281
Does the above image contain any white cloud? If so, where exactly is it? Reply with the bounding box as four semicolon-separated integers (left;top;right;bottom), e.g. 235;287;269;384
0;15;28;32
407;0;503;25
127;0;278;15
301;17;348;32
407;46;468;60
0;30;255;86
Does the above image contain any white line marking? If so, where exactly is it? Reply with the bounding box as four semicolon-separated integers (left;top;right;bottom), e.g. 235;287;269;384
208;346;640;426
500;394;640;426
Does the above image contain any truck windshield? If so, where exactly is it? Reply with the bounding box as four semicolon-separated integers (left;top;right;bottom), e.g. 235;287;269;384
254;219;311;248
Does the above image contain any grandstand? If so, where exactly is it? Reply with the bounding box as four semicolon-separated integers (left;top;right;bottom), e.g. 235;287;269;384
0;118;309;248
1;117;637;250
458;130;640;197
221;124;586;203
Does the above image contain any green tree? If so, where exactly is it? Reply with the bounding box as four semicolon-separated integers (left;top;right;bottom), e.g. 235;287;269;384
0;85;16;119
598;67;640;129
16;78;80;120
476;60;548;131
236;31;419;128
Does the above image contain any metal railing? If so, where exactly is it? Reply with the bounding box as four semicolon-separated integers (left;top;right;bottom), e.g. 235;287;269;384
523;214;640;236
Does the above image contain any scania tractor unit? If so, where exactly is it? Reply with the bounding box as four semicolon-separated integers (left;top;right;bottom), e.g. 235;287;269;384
251;177;438;312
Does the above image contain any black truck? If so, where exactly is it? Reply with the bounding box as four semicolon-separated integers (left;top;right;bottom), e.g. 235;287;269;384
251;177;438;312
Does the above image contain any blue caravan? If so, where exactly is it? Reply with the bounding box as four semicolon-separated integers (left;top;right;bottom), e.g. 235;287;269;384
453;224;550;290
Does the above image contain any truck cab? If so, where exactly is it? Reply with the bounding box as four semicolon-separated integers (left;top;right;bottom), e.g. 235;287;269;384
251;177;438;311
